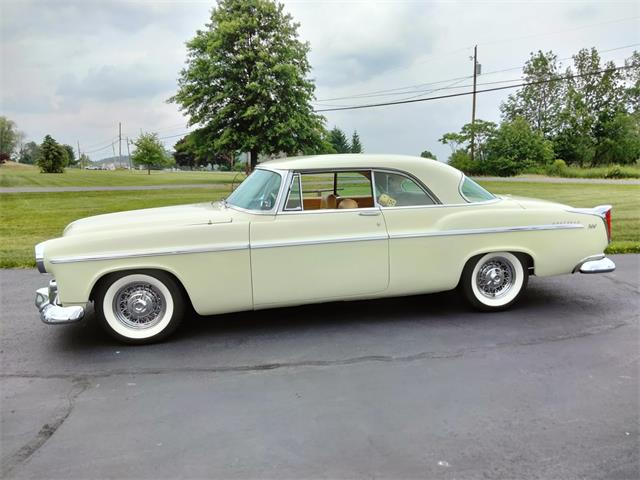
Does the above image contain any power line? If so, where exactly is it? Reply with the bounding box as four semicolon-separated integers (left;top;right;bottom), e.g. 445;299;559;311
313;65;635;113
314;42;639;103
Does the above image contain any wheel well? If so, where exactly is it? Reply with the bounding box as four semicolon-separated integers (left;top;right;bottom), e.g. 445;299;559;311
89;268;194;310
461;250;535;280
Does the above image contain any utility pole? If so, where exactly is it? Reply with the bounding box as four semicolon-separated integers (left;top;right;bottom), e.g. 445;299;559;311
126;137;132;170
118;122;122;168
470;45;479;162
77;141;82;169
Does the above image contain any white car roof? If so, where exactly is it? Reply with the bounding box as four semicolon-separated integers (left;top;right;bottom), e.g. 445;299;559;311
261;154;465;204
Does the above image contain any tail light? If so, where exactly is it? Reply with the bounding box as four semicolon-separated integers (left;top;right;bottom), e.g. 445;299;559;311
594;205;613;243
604;208;612;242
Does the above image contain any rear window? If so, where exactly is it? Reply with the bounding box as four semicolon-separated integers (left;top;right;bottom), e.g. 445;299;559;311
460;177;495;202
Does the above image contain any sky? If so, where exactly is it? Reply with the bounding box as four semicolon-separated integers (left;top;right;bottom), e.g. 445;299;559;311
1;0;639;162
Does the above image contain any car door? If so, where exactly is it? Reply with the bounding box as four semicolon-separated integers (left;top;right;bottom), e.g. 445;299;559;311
250;171;389;307
372;169;459;295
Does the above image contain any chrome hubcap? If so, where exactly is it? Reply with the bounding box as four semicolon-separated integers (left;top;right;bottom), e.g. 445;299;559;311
476;257;515;298
113;282;165;329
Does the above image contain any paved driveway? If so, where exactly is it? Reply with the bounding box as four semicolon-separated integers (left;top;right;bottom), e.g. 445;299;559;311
1;256;638;479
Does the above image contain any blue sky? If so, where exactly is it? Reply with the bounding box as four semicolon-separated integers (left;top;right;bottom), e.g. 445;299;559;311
1;0;638;161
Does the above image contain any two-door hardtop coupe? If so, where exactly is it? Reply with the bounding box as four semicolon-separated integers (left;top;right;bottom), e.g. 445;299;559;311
35;154;615;343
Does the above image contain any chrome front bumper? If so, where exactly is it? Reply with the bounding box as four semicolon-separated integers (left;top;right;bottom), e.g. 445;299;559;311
35;280;84;325
573;254;616;274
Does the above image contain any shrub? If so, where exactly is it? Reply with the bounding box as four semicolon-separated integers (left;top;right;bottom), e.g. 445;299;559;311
448;150;476;174
545;159;568;176
604;165;625;179
482;156;522;177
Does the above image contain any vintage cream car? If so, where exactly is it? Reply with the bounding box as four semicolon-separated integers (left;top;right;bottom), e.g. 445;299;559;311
35;154;615;343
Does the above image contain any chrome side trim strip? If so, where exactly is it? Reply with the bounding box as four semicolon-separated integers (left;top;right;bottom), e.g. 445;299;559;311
50;244;250;264
389;223;584;240
251;234;388;250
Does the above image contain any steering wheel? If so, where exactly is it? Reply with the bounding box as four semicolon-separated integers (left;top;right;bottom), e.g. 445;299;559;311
258;191;278;210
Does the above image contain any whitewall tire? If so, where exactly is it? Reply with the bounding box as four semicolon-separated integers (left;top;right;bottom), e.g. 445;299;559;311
460;252;528;311
94;271;185;344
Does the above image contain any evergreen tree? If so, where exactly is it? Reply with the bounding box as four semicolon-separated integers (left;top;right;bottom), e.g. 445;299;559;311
329;127;350;153
37;135;66;173
350;130;363;153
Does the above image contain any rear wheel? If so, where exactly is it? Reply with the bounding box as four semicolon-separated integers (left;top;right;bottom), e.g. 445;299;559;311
460;252;528;311
94;271;185;344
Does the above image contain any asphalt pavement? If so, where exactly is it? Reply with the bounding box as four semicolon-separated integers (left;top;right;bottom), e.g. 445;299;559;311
1;255;638;479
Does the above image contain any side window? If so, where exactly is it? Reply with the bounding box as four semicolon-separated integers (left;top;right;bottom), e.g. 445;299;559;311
284;171;375;211
460;176;495;202
284;173;302;210
373;171;435;207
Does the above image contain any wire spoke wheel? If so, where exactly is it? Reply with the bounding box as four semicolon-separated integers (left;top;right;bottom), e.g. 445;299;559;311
475;257;515;298
113;282;166;329
462;252;528;311
95;271;185;344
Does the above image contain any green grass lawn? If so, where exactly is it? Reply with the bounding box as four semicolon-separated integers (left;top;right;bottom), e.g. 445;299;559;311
0;181;637;268
480;181;639;254
0;189;227;268
0;163;246;188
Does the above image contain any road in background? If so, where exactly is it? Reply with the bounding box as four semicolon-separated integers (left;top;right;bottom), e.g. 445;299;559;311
1;255;638;479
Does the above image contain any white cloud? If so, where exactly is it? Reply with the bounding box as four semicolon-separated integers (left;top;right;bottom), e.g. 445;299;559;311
1;0;638;160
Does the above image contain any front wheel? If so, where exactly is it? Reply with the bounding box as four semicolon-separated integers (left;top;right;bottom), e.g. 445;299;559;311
94;271;185;344
460;252;529;311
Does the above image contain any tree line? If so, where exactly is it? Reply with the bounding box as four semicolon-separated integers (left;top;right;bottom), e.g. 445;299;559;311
440;48;639;176
0;117;88;172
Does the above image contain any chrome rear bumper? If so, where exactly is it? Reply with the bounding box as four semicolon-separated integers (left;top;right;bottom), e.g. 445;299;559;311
573;254;616;274
35;280;84;325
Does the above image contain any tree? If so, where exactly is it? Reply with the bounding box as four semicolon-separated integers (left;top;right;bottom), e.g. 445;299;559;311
0;117;19;159
171;0;326;170
485;117;555;175
18;141;40;165
329;127;350;153
131;132;174;174
173;136;199;170
37;135;66;173
501;51;565;138
350;130;363;153
420;150;437;160
78;153;91;168
623;51;640;113
439;120;497;161
61;144;76;167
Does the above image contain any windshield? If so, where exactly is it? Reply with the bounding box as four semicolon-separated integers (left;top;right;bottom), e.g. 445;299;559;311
226;169;282;211
460;176;495;202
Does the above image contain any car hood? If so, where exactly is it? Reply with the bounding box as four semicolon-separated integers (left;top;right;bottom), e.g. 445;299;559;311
63;202;236;236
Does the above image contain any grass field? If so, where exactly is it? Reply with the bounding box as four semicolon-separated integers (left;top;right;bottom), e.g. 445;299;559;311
0;181;637;268
0;162;246;188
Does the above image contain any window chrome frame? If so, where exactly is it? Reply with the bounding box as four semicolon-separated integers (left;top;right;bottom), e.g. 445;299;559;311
371;168;440;209
225;167;289;215
278;168;381;215
458;174;497;204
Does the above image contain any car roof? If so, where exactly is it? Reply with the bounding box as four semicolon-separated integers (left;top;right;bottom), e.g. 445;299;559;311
261;154;465;204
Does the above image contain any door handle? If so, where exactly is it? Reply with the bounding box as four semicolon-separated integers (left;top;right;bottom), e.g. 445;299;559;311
358;211;381;216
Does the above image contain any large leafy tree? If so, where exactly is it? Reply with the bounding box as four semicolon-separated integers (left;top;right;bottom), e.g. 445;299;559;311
439;119;497;161
0;117;19;159
171;0;326;169
420;150;437;160
19;141;40;165
501;51;565;138
131;133;175;174
37;135;66;173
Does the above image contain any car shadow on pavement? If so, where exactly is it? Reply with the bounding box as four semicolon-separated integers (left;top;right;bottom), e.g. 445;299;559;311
48;277;593;350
